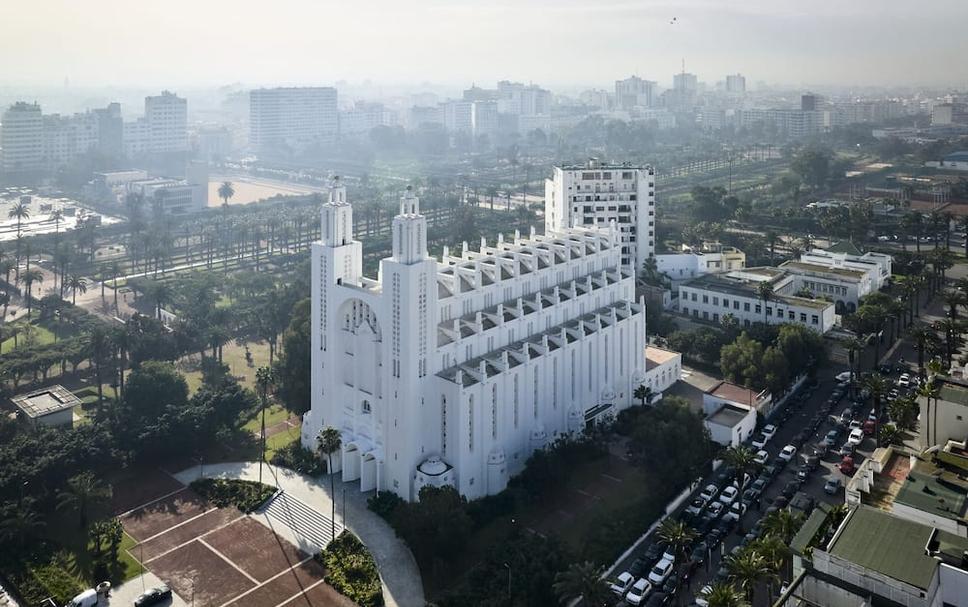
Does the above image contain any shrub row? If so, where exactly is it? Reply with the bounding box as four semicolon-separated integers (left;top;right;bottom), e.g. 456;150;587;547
269;442;325;476
189;478;275;513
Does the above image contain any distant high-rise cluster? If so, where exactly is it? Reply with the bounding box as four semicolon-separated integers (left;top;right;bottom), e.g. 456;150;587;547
249;87;338;155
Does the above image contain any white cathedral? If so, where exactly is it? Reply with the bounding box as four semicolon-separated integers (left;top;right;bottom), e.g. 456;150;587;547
301;180;647;501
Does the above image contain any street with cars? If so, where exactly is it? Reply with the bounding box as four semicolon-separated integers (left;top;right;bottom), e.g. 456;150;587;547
606;356;920;607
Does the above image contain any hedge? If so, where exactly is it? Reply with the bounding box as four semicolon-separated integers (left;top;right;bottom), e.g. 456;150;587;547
318;532;383;607
269;442;325;476
189;478;275;513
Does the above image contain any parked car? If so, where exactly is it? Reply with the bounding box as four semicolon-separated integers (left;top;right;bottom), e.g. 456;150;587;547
838;442;855;457
753;449;769;465
761;424;777;441
719;485;739;505
848;428;864;446
685;496;707;517
868;409;878;422
824;477;842;494
645;591;670;607
779;445;797;462
648;558;675;585
724;501;747;522
781;480;800;499
134;586;172;607
898;375;911;388
863;420;876;436
626;578;653;605
839;456;856;475
610;571;635;595
699;484;719;503
835;371;852;382
703;501;725;521
824;429;840;447
751;433;769;449
796;465;811;482
68;590;100;607
814;441;829;457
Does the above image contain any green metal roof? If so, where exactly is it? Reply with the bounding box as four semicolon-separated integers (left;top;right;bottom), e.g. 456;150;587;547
895;467;968;522
790;502;832;555
829;506;938;590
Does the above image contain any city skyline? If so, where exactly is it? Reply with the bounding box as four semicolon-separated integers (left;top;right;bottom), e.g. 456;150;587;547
2;0;967;88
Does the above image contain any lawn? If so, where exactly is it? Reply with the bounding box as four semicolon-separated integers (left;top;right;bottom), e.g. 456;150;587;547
242;403;291;434
1;320;56;351
177;339;270;395
265;422;301;460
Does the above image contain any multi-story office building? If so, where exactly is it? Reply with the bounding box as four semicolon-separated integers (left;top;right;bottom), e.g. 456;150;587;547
615;76;657;110
1;102;44;177
544;159;656;272
725;74;746;95
496;81;551;116
123;91;189;157
679;267;836;333
738;108;830;139
42;112;99;170
673;72;698;93
303;182;646;501
249;87;338;155
408;105;444;129
339;102;396;140
92;103;123;159
471;101;499;139
442;100;474;133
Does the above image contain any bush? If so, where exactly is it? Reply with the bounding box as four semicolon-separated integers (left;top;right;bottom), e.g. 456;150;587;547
367;491;404;522
318;532;383;607
190;478;275;513
10;554;85;607
270;442;325;476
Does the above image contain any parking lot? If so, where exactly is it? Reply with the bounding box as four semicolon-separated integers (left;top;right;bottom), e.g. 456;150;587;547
607;359;918;606
118;484;353;607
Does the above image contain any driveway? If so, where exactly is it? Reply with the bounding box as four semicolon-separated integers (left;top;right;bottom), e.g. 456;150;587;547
172;461;425;607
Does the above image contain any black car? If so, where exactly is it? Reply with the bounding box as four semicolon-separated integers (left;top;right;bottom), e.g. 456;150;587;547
781;480;800;499
629;556;648;577
643;542;665;563
645;591;670;606
662;573;679;594
134;586;172;607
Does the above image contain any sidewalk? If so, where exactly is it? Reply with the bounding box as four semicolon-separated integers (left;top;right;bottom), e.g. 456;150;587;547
172;461;425;607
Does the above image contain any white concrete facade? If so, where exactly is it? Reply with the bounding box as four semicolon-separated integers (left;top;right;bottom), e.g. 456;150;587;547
779;260;872;313
304;182;647;501
249;87;338;154
544;159;656;274
679;269;836;333
799;248;892;291
656;244;746;287
1;102;44;175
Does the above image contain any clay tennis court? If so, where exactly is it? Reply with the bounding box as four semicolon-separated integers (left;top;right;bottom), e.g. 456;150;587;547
120;481;353;607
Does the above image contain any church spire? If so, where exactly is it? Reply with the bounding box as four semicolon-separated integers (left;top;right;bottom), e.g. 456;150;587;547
392;184;427;264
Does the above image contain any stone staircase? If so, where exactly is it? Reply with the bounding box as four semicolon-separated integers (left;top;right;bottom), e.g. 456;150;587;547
261;491;340;552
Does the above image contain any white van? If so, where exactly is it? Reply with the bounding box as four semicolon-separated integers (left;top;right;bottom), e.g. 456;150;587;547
66;589;98;607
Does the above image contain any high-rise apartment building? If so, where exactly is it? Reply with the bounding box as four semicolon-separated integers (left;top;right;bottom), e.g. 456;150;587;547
544;159;656;272
249;87;338;155
496;81;551;116
303;181;646;501
673;72;698;93
123;91;189;157
42;112;99;170
1;102;44;177
471;101;499;139
442;100;474;133
725;74;746;94
615;76;657;109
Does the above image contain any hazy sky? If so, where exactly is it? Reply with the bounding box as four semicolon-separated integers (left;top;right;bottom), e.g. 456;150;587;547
2;0;966;89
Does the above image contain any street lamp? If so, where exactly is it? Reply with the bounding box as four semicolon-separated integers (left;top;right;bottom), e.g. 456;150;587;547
503;562;511;599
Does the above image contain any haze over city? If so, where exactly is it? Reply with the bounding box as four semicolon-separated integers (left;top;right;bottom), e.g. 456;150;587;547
2;0;968;87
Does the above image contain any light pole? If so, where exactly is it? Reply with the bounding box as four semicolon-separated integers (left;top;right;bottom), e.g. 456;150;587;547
503;562;511;599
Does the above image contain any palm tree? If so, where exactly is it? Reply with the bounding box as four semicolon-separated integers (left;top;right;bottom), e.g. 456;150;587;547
633;384;654;407
844;337;866;398
218;181;236;207
65;274;87;305
888;396;918;431
19;268;43;316
255;366;276;485
0;291;8;327
907;323;936;378
933;317;963;366
105;261;123;312
723;445;759;532
944;290;967;319
316;426;343;541
701;582;748;607
879;424;904;447
751;535;791;599
918;372;942;447
760;508;804;544
756;281;774;324
8;200;30;281
88;327;112;406
0;500;46;549
726;548;775;603
863;373;891;443
553;561;610;606
50;208;64;243
657;518;698;569
57;472;112;528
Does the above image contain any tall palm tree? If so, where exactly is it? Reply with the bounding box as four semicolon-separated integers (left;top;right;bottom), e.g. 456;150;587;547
553;561;610;606
50;208;64;243
844;337;866;398
723;445;759;532
87;327;112;406
657;518;698;569
751;535;791;598
65;274;87;305
725;548;774;603
8;199;30;282
863;373;891;443
918;372;942;447
907;323;936;378
256;366;276;485
756;281;774;325
316;426;343;541
761;508;804;543
218;181;236;207
933;317;963;366
19;268;43;316
944;289;967;319
57;472;112;528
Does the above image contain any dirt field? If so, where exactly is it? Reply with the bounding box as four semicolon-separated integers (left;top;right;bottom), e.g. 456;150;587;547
208;177;316;207
120;483;350;607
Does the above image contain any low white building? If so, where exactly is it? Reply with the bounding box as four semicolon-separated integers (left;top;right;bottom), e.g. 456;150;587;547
641;346;681;401
656;242;746;287
779;260;871;314
705;403;757;447
917;376;968;450
679;267;836;333
11;386;80;427
800;243;892;291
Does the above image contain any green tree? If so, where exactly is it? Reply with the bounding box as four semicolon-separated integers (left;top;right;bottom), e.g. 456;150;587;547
8;199;30;282
19;268;44;315
633;384;654;407
720;333;764;388
725;548;773;602
316;426;342;541
274;298;311;414
217;181;236;206
57;472;112;528
553;561;610;606
256;366;277;485
723;446;760;532
656;518;698;565
791;147;832;189
702;582;748;607
760;508;804;543
65;274;87;305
